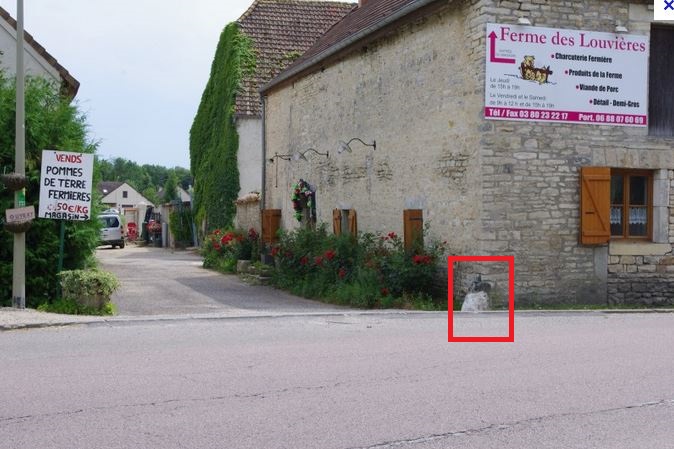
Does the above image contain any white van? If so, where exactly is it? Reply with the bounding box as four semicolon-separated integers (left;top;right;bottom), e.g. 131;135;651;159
99;211;125;249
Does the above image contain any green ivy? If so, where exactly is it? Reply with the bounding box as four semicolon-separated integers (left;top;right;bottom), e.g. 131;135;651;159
189;23;256;231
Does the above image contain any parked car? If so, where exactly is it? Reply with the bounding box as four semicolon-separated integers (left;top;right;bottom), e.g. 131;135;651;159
99;211;125;249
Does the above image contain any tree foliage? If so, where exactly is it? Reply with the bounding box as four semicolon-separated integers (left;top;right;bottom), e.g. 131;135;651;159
96;156;191;197
189;22;256;231
0;75;99;307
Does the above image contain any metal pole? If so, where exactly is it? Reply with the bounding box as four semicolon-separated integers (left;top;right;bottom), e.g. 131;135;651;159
12;0;26;309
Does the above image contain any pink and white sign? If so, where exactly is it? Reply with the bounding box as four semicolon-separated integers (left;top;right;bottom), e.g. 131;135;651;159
484;23;649;126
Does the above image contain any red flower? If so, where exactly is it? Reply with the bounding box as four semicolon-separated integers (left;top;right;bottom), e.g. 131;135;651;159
248;228;259;240
271;246;280;257
338;267;347;279
380;287;390;296
324;250;336;261
214;229;221;235
314;256;324;266
412;255;432;265
299;256;309;266
285;251;293;258
213;243;221;251
388;232;397;239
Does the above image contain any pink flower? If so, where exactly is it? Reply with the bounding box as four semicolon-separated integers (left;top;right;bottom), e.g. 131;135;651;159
324;250;336;261
388;232;397;239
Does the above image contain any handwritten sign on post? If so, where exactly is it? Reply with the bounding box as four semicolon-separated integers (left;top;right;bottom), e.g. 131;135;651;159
38;150;94;221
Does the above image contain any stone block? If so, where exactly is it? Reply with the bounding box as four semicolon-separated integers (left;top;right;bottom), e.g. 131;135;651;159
620;256;635;265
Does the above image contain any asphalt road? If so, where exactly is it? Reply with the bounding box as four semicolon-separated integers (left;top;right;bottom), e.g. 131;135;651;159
97;245;343;316
1;312;673;448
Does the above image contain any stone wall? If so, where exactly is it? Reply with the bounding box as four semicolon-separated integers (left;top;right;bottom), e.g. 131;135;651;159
264;3;484;252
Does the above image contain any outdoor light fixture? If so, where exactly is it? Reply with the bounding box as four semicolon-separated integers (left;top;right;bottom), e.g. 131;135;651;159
517;17;532;25
337;137;377;154
267;152;293;163
615;23;628;33
293;147;329;161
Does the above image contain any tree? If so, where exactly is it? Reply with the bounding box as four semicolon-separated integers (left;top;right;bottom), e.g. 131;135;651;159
162;171;179;203
0;75;99;307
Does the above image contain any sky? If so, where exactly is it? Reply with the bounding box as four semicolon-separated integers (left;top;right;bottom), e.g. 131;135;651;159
0;0;257;169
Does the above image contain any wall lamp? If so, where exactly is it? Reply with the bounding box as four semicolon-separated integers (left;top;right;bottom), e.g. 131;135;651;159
615;23;628;33
337;137;376;154
294;147;329;161
268;152;293;163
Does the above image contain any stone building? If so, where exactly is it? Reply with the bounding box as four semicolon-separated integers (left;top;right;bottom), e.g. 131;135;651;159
260;0;674;306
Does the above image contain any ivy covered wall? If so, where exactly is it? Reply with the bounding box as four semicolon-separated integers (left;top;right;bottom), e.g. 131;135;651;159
189;23;255;231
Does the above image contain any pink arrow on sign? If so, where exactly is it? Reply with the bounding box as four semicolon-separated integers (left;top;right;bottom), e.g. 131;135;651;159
489;31;516;64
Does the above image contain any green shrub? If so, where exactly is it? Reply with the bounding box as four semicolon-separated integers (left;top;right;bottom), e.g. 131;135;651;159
56;269;120;312
38;297;116;316
201;227;260;273
169;207;193;245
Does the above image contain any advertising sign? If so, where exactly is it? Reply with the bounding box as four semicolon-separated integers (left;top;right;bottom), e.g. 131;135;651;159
484;23;649;126
38;150;94;221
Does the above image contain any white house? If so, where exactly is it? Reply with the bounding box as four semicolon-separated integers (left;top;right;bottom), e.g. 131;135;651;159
98;181;154;228
0;6;79;98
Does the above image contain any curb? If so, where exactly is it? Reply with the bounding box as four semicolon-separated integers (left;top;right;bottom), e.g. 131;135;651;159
2;308;674;332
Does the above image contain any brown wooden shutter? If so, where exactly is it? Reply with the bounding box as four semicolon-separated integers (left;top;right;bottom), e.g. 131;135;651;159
348;209;357;235
333;209;342;235
580;167;610;245
403;209;423;251
261;209;282;243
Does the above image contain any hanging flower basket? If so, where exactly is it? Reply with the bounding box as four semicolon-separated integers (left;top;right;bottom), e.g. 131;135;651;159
291;179;316;222
4;220;32;233
1;173;28;191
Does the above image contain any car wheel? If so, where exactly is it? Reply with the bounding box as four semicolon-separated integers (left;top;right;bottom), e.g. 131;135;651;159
120;240;125;249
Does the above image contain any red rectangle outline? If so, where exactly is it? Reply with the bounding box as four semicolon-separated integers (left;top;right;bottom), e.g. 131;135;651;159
447;255;515;342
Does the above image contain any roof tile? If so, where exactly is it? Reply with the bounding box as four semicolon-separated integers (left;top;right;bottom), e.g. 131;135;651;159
236;0;354;117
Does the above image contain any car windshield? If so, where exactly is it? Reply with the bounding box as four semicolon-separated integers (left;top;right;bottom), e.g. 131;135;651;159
99;216;119;227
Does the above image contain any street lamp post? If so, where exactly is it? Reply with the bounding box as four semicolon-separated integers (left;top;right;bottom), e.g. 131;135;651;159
12;0;26;309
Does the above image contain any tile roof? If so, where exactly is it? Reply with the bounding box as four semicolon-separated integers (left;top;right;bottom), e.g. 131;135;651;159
236;0;355;117
98;181;124;196
262;0;441;93
0;6;80;98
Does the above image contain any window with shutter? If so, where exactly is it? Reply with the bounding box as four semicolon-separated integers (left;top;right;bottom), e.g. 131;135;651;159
403;209;423;251
580;167;611;245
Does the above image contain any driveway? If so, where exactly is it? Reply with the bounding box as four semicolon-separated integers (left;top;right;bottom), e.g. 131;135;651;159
97;245;344;316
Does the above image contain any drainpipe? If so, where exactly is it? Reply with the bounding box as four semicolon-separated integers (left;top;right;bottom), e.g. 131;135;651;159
260;96;267;211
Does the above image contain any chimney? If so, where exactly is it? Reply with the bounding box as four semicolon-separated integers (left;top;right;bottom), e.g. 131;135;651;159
359;0;369;7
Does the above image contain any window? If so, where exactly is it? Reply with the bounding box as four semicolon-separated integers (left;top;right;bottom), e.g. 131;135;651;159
610;169;652;239
649;25;674;136
122;191;128;198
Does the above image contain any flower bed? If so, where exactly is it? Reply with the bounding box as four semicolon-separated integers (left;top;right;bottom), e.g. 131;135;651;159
202;227;260;273
271;225;447;309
